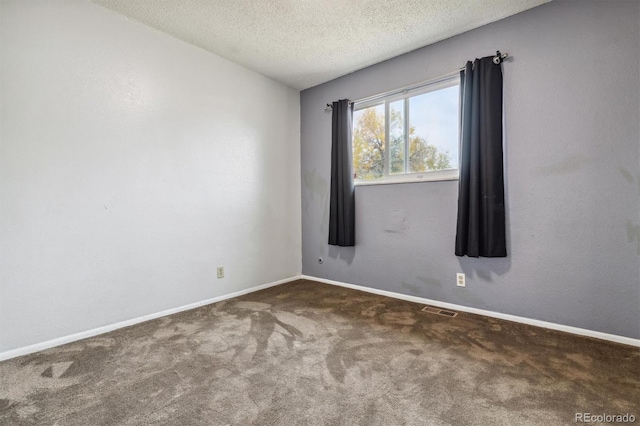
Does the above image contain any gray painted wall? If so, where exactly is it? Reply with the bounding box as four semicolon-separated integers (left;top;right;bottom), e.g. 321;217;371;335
300;1;640;339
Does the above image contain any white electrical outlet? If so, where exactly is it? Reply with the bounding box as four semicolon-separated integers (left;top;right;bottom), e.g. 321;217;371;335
456;273;465;287
217;266;224;279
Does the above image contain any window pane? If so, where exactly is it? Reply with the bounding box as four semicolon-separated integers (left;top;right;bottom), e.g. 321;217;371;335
408;85;459;172
389;100;405;174
353;104;385;180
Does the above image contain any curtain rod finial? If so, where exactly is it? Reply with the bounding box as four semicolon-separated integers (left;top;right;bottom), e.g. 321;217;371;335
493;51;508;64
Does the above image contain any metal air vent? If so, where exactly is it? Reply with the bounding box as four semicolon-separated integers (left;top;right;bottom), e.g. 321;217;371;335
421;306;458;318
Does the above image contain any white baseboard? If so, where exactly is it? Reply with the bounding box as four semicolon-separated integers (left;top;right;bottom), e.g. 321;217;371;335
0;276;301;362
301;275;640;348
3;274;637;362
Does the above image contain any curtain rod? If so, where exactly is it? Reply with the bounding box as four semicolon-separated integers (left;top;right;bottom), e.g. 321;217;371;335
324;51;508;111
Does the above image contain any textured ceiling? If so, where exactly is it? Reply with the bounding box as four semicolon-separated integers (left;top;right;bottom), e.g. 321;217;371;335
92;0;550;90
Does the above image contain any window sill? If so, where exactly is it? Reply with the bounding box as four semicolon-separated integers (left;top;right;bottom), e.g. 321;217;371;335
354;170;459;187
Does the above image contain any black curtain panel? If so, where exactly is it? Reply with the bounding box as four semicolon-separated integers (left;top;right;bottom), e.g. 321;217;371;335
455;57;506;257
329;99;355;247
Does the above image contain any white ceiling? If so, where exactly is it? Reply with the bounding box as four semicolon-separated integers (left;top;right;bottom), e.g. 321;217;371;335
92;0;550;90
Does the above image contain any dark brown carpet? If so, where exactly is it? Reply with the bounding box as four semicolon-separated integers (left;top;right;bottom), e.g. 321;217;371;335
1;279;638;425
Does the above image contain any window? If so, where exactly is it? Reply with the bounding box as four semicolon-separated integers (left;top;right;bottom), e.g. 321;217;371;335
352;75;460;184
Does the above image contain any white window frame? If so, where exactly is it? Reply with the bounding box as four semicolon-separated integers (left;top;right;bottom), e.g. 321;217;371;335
353;74;460;186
